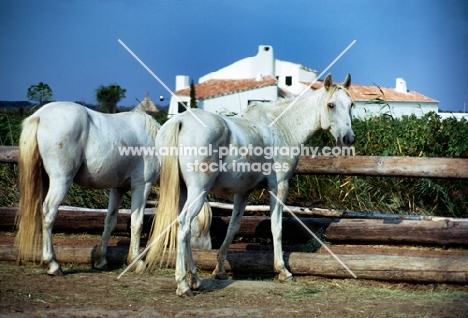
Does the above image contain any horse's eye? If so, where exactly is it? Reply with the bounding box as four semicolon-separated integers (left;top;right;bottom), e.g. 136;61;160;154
327;103;335;109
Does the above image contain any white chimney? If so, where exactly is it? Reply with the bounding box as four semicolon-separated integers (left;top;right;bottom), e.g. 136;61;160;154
395;78;407;93
256;45;275;77
176;75;190;91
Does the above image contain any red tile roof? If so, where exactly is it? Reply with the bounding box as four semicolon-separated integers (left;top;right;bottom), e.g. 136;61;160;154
174;76;277;100
176;76;437;104
349;84;437;103
306;81;438;103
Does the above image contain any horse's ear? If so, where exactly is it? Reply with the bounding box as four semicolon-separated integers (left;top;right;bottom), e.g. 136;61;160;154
343;74;351;89
133;104;146;114
324;74;333;91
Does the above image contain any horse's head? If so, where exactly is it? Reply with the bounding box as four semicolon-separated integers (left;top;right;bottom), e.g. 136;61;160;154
320;74;355;147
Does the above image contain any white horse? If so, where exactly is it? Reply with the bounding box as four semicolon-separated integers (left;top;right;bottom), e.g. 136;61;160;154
144;74;355;296
15;102;211;275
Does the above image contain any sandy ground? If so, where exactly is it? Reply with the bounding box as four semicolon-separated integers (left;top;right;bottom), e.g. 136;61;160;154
1;261;468;318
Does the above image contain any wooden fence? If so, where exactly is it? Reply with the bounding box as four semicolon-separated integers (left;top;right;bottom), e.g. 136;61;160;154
1;145;468;284
2;146;468;178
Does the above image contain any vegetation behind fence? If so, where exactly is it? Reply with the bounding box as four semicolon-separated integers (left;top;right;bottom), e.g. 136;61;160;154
1;109;467;217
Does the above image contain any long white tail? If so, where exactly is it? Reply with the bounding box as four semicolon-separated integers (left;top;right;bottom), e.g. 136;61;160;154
197;200;212;237
15;116;43;262
145;121;182;269
144;120;213;269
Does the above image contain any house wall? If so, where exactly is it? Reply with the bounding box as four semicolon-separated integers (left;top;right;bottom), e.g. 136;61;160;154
199;45;275;82
201;85;278;115
275;60;299;87
275;60;317;95
171;46;439;120
353;101;439;119
438;112;468;121
168;95;190;116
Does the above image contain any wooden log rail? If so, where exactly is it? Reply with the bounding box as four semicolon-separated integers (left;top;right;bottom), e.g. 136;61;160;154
0;146;19;164
296;155;468;179
2;146;468;178
0;238;466;284
207;201;462;221
2;207;467;246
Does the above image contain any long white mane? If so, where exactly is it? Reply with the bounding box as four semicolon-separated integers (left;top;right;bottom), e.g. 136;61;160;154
131;105;160;142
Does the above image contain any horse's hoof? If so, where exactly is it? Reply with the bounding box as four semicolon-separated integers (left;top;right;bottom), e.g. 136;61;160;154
285;276;296;282
94;264;108;271
48;268;64;277
182;290;195;298
93;259;107;271
189;277;202;290
93;258;108;270
134;260;146;274
278;273;295;282
177;288;194;297
214;272;228;280
44;261;64;276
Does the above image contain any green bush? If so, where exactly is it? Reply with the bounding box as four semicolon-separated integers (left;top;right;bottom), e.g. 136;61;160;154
245;112;468;217
281;112;468;217
352;112;468;157
0;110;24;146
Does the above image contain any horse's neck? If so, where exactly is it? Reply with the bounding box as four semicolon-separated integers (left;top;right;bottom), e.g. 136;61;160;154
273;92;323;146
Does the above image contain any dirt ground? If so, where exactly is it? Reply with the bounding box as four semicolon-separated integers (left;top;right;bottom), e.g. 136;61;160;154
0;261;467;318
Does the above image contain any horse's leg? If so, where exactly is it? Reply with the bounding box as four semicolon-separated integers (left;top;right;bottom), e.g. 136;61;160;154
128;182;153;273
177;186;200;290
185;227;202;291
176;186;204;290
94;187;125;269
175;188;206;296
41;177;72;276
213;192;249;280
270;180;293;282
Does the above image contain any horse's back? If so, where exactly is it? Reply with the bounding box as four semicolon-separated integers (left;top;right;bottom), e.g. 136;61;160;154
30;102;158;189
163;109;266;146
34;102;89;134
170;110;228;138
34;102;89;163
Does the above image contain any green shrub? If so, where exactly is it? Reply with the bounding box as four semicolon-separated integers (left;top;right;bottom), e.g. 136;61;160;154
282;112;468;217
0;110;24;146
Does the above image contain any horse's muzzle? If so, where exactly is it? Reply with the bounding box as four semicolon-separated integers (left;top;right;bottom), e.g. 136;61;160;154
337;130;355;147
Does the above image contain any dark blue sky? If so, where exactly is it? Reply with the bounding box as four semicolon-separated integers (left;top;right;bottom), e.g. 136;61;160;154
1;0;467;111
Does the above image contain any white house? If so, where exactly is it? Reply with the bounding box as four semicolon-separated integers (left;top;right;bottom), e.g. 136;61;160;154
170;75;278;115
438;112;468;120
351;78;439;119
308;78;439;119
168;45;317;116
169;45;440;119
